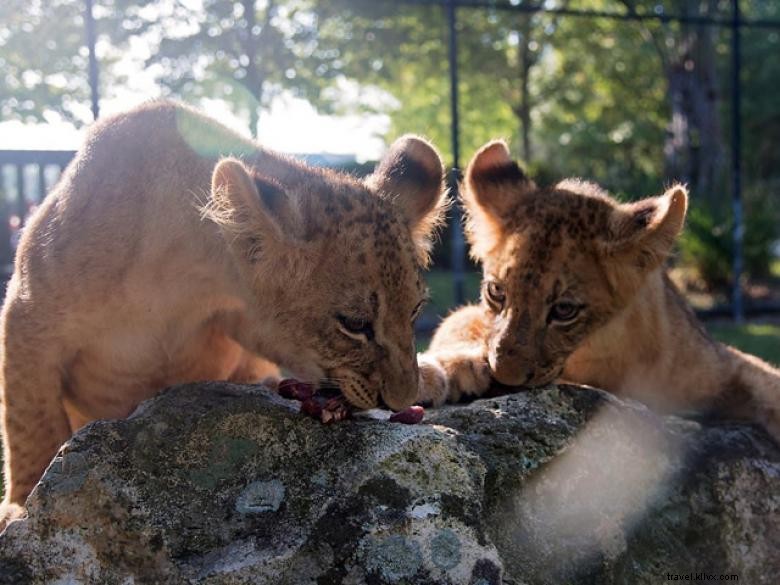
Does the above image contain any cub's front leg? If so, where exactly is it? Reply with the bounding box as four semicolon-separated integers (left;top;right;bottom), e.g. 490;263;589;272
417;305;493;406
1;301;73;530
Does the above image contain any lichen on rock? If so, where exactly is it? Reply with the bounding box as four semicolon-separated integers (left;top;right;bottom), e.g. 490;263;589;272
0;382;778;584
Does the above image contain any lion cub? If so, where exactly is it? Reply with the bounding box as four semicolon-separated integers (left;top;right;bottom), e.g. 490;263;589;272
0;101;447;526
418;140;780;441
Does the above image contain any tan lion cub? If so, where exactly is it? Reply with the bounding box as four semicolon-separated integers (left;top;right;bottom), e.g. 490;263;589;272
0;101;447;526
418;140;780;441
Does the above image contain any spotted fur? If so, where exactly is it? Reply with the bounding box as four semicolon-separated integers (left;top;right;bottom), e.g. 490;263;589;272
419;140;780;445
0;101;447;527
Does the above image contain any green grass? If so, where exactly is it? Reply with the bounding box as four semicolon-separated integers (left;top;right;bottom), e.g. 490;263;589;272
707;322;780;366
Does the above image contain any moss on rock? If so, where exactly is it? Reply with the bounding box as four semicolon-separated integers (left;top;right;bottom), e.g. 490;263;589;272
0;382;777;584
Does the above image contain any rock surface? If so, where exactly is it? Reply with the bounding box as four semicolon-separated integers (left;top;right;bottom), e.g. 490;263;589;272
1;382;778;584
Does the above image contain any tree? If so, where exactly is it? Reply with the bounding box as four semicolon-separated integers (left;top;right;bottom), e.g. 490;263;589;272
619;0;730;202
0;0;343;137
0;0;105;123
740;1;780;186
124;0;336;138
311;1;569;165
533;3;669;197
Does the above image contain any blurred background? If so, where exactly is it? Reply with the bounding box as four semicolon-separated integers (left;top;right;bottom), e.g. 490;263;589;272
0;0;778;361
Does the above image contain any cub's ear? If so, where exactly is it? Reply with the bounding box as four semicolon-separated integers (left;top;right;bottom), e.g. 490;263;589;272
208;158;300;261
603;185;688;272
463;140;535;259
365;135;447;265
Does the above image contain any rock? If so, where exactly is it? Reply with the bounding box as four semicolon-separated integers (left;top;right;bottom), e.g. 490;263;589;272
1;382;778;584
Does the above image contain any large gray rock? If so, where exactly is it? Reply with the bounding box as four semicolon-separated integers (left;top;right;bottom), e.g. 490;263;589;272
1;382;778;584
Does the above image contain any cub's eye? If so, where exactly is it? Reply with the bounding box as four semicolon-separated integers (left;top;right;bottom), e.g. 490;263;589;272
485;281;506;308
411;300;426;323
337;314;374;340
549;302;581;323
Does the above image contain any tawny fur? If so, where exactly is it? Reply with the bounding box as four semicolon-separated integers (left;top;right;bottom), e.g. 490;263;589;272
0;101;447;527
418;140;780;444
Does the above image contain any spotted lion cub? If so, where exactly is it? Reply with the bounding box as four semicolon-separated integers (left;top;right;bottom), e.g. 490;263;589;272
0;101;447;527
418;140;780;441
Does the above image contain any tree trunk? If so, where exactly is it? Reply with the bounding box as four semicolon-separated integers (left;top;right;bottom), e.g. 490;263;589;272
662;4;722;204
519;41;532;162
690;21;722;202
664;63;691;186
620;0;723;203
241;0;262;138
517;15;533;163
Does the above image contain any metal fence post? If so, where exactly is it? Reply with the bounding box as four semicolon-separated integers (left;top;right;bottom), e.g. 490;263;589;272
447;0;466;305
731;0;744;323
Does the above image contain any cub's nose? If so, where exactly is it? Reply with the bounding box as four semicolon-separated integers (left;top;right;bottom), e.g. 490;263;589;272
378;357;418;411
382;390;416;412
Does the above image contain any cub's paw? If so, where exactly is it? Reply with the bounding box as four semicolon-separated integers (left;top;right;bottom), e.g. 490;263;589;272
417;355;449;406
417;351;492;406
0;501;26;533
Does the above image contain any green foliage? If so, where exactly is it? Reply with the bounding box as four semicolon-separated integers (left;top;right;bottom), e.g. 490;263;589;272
679;191;779;290
310;0;571;164
742;24;780;184
120;0;336;137
2;0;780;280
0;0;99;123
533;3;669;198
424;269;482;317
311;2;462;162
679;205;732;290
0;0;365;134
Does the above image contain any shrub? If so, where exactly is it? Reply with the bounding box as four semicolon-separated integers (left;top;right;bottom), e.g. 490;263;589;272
678;188;778;290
